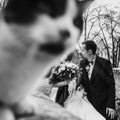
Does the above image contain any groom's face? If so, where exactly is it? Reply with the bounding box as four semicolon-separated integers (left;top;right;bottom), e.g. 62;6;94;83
81;44;89;59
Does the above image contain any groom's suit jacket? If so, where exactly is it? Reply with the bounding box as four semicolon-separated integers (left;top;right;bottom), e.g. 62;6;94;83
79;56;116;117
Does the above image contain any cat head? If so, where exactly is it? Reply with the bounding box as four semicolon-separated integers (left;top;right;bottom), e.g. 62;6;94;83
2;0;94;56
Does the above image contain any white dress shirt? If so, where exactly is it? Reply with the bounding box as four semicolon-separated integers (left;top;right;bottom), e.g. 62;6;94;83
88;57;96;79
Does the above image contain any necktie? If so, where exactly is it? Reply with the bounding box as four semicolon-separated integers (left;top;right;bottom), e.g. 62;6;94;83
88;62;94;79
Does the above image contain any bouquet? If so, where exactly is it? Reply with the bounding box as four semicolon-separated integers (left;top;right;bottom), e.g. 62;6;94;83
49;61;80;84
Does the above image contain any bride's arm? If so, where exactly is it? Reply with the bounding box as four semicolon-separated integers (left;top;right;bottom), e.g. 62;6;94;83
51;81;69;87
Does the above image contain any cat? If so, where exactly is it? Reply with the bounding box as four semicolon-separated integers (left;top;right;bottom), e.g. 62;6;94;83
0;0;93;119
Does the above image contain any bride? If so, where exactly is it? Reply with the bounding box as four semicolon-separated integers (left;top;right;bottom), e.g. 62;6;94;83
64;79;106;120
50;76;106;120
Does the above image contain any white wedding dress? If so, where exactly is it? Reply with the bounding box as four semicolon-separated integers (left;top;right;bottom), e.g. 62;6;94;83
64;89;106;120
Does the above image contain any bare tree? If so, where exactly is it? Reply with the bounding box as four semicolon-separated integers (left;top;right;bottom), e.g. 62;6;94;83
82;5;120;67
83;7;99;41
99;6;120;67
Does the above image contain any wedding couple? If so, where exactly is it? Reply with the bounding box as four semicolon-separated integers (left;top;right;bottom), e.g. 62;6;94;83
51;40;117;120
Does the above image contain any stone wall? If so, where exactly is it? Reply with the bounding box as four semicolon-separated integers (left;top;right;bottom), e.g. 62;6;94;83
17;81;81;120
113;68;120;119
113;68;120;98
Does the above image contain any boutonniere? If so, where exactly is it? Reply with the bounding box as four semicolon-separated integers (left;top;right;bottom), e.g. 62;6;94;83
85;65;90;72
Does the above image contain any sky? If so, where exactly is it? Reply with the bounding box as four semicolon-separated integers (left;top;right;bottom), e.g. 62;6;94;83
92;0;120;8
77;0;120;49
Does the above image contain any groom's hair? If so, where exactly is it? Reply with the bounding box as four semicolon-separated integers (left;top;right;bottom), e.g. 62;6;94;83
82;40;97;55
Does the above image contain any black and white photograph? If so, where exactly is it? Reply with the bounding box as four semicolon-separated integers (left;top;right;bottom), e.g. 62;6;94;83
0;0;120;120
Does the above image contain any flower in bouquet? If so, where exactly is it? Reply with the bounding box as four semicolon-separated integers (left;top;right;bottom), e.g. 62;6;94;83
50;61;80;84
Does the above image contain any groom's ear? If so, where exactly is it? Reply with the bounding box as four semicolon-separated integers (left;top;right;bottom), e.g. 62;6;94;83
88;50;93;55
77;0;94;14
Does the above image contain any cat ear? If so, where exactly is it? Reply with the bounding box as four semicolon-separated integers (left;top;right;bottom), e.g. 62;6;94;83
77;0;94;14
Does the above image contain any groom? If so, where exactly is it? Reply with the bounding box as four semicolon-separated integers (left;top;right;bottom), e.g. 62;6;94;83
79;40;117;120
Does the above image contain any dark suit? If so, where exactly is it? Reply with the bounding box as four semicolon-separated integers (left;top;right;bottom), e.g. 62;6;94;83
79;56;117;120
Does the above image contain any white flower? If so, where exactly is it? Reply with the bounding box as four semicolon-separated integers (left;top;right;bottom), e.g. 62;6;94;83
85;65;90;72
60;66;66;71
72;70;76;73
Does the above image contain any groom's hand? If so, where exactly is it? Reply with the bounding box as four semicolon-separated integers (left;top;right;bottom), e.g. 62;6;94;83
68;78;76;94
106;108;116;119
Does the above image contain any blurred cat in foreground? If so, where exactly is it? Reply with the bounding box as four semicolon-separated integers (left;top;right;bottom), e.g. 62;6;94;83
0;0;93;119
